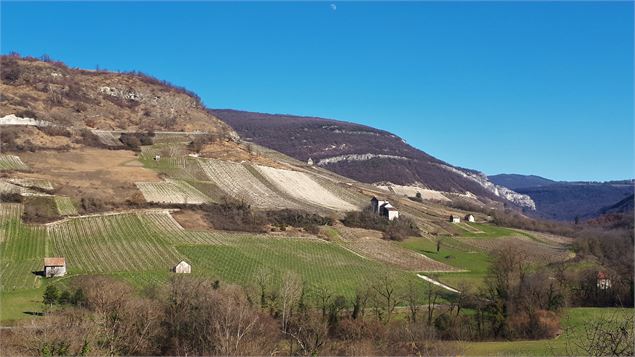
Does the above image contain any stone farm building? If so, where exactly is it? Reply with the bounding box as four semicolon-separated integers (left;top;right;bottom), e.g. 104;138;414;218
596;271;611;290
465;214;475;222
370;196;399;221
44;257;66;277
449;214;461;223
173;261;191;274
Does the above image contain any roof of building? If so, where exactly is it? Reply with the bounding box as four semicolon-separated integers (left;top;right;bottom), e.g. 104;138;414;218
386;207;398;211
175;260;190;267
44;257;65;267
597;271;609;279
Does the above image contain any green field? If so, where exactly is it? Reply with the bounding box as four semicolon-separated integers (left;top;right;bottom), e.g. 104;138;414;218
0;154;29;171
456;222;526;238
464;307;635;356
402;235;492;288
53;196;77;216
0;204;46;291
1;204;428;321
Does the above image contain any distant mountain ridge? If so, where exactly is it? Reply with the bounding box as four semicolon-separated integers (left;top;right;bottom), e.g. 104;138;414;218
212;109;535;208
489;174;634;221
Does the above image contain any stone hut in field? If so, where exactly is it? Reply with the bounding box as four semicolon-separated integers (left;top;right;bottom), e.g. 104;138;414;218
307;157;314;166
465;214;475;223
370;196;399;221
173;261;191;274
449;214;461;223
154;155;161;161
43;257;66;277
596;271;611;290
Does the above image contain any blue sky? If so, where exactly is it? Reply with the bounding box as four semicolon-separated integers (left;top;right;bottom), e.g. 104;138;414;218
1;1;633;181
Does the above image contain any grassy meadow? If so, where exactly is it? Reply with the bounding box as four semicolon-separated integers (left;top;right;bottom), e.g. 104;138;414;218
463;307;635;356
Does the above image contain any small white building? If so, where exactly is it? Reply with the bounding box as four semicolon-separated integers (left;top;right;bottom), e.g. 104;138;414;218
449;215;461;223
173;261;191;274
370;197;399;221
597;271;611;290
465;214;475;223
307;157;314;166
382;205;400;221
44;257;66;277
154;155;161;161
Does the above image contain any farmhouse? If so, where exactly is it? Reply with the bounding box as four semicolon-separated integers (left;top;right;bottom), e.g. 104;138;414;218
370;196;399;221
465;214;475;222
43;257;66;277
154;155;161;161
173;261;191;274
449;214;461;223
307;157;314;166
596;271;611;290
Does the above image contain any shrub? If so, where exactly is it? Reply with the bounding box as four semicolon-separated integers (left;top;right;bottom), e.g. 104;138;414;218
75;129;105;148
39;126;72;137
200;199;267;233
266;209;333;233
342;208;420;240
0;57;21;84
15;109;38;119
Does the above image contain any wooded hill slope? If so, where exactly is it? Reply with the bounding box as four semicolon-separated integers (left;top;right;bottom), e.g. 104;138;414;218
213;109;515;202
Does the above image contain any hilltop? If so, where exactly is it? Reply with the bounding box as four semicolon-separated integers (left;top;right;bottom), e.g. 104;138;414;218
488;174;556;190
212;109;535;209
0;55;236;137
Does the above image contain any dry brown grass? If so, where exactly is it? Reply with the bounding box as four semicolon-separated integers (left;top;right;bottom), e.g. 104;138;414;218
17;148;159;205
172;209;208;230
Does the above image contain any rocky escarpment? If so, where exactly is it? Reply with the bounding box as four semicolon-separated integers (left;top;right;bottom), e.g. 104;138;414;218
439;164;536;210
316;153;410;166
0;55;237;138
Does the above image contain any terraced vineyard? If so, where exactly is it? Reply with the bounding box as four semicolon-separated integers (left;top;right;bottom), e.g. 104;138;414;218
54;196;78;216
6;178;54;191
0;204;46;291
0;181;32;195
198;158;301;209
0;206;430;299
0;154;28;171
139;145;202;180
255;165;358;211
136;179;211;204
47;211;184;276
337;226;460;272
455;235;573;263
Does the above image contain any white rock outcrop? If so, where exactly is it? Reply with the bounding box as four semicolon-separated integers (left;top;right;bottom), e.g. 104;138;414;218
439;164;536;210
0;114;50;127
316;153;409;166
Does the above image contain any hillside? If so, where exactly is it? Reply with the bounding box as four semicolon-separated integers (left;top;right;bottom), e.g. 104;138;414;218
595;193;634;216
514;182;634;221
489;173;634;221
0;55;236;137
212;109;535;209
488;174;556;189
